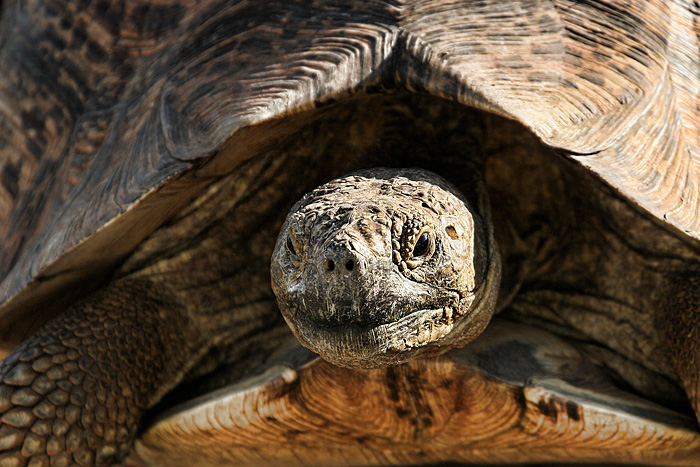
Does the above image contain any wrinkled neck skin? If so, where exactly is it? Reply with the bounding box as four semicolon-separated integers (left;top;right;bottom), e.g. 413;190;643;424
271;168;501;369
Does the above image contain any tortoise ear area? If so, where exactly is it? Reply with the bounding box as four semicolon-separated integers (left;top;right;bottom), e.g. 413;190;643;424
445;224;459;240
438;209;487;293
469;213;491;291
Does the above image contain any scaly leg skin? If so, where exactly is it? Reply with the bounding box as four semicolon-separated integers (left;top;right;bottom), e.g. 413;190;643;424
662;273;700;423
0;278;201;466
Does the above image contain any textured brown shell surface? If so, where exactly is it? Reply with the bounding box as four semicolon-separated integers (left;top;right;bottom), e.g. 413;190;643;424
2;0;700;339
130;320;700;466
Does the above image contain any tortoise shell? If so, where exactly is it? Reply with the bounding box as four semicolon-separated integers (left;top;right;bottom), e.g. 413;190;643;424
2;0;699;346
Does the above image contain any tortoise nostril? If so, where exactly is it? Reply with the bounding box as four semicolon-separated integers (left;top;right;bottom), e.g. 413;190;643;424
326;259;335;272
345;259;355;271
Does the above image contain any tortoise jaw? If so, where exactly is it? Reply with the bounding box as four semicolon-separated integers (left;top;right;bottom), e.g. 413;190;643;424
298;282;461;329
287;297;473;369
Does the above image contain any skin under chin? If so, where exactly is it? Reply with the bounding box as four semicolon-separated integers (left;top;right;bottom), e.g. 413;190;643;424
288;306;487;369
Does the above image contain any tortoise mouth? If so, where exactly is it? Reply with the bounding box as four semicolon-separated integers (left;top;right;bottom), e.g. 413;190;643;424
287;295;474;369
299;291;460;329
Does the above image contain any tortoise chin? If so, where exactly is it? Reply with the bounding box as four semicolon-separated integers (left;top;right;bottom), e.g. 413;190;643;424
284;300;490;369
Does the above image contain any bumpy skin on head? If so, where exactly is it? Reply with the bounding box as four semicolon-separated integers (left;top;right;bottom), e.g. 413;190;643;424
271;168;501;369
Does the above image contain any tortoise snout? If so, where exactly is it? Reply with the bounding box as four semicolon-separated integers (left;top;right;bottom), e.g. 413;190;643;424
316;241;368;297
301;239;372;327
321;248;363;277
316;233;368;276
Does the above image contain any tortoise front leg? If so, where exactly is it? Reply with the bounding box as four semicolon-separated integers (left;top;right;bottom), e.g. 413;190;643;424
661;273;700;423
0;278;202;466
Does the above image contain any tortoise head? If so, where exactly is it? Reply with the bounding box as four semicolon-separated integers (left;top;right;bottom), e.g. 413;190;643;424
271;168;501;368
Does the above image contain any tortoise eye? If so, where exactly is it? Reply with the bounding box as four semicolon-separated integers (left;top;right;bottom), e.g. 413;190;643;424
412;232;431;258
286;235;298;258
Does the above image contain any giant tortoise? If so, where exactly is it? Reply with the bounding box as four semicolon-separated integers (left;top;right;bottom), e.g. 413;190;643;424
1;0;700;466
